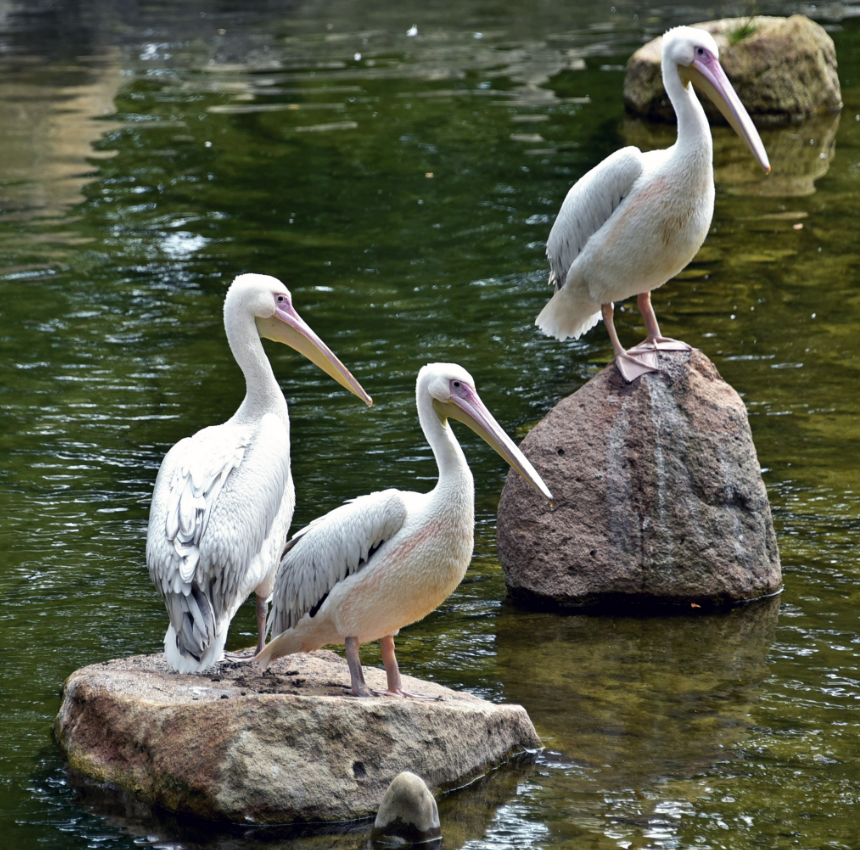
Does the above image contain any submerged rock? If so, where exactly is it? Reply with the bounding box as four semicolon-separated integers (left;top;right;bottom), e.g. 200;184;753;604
497;350;781;608
54;650;540;824
372;771;441;846
624;16;842;124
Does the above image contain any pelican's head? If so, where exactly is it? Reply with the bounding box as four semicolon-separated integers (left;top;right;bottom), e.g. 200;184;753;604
420;362;553;503
227;273;372;406
663;25;770;173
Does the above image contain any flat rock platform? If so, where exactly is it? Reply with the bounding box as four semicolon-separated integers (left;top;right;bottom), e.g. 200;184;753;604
54;650;540;825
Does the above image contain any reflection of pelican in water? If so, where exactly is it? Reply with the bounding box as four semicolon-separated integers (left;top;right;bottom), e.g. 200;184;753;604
257;363;552;697
147;273;372;673
537;26;769;381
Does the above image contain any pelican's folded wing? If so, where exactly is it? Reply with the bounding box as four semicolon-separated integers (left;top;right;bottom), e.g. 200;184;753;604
546;146;643;290
268;489;408;636
146;415;291;660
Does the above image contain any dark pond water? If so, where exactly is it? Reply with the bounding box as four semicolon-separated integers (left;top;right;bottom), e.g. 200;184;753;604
2;0;859;847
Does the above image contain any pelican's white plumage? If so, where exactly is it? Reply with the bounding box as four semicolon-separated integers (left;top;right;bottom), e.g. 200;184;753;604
146;273;371;674
257;363;552;697
537;26;770;381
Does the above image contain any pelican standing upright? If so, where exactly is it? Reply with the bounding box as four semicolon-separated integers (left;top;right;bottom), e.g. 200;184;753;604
537;26;770;381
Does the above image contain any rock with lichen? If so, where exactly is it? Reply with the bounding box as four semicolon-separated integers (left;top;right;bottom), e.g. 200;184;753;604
624;15;842;125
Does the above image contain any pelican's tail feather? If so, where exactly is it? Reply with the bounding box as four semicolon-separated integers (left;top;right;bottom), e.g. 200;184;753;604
536;286;602;342
163;624;228;673
256;628;305;670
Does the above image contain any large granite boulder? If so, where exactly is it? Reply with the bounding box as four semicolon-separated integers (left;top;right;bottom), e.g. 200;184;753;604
624;15;842;124
497;350;781;608
54;650;540;824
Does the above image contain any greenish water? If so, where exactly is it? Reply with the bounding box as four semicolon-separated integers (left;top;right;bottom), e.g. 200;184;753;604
1;1;859;848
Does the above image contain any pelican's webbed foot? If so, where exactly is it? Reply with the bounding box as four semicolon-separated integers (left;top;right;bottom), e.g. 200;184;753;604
629;336;692;354
615;348;659;382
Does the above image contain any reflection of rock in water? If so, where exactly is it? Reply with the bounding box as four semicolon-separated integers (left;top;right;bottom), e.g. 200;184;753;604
495;595;780;788
65;769;370;850
622;112;839;197
436;756;538;848
0;53;121;217
65;754;536;850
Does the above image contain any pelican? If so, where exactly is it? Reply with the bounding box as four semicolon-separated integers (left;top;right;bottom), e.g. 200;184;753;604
146;273;372;674
256;362;553;697
536;26;770;381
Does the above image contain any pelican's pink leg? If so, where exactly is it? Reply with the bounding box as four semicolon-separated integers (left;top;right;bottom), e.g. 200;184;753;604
628;291;691;353
375;635;442;700
603;303;658;382
345;636;374;697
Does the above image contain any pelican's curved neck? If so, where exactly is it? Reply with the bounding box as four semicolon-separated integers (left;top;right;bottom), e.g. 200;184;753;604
417;390;472;499
224;308;288;424
663;55;712;161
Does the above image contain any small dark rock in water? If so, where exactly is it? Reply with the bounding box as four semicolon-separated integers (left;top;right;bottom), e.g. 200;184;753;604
497;350;781;608
372;771;441;847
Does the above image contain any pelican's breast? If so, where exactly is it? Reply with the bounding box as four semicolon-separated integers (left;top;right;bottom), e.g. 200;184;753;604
582;154;714;305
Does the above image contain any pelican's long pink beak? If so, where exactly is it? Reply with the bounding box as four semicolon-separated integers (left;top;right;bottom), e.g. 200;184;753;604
685;53;770;173
440;388;553;503
256;304;372;406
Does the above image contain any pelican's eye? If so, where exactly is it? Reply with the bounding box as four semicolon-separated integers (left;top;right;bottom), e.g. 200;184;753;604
453;381;461;388
276;294;287;304
696;46;705;57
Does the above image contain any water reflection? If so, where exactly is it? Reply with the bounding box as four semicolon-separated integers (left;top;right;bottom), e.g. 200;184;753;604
622;111;840;197
496;597;780;844
0;52;121;221
63;753;538;850
498;598;779;780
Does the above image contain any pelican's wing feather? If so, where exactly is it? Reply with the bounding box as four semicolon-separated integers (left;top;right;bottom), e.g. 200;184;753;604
269;488;408;636
147;415;292;660
546;146;643;289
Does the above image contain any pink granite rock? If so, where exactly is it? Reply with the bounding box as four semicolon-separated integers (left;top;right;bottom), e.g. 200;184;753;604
497;350;781;608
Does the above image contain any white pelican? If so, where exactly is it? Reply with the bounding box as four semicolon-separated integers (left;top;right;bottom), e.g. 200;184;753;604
256;362;553;696
536;26;770;381
146;273;372;674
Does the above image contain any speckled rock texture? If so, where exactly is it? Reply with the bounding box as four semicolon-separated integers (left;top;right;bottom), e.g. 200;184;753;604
497;350;781;608
54;650;540;825
624;15;842;124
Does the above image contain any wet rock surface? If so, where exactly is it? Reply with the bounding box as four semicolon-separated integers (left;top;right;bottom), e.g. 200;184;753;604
497;350;781;608
624;15;842;124
54;650;540;825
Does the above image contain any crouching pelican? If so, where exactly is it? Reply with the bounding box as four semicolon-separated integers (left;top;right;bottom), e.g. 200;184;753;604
146;273;371;673
536;26;770;381
256;362;552;696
